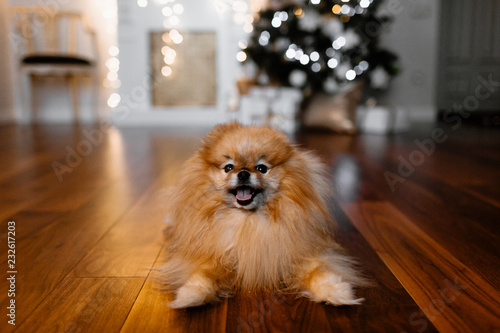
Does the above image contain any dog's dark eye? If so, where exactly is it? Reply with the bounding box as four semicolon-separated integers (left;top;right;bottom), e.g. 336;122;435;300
255;164;268;174
224;164;234;173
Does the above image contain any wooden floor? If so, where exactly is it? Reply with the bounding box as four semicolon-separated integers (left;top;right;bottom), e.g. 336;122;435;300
1;122;499;332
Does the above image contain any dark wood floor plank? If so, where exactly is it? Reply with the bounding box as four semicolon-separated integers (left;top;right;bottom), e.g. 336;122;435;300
464;185;500;208
342;202;500;333
0;181;148;326
322;305;435;333
1;123;498;332
357;150;500;287
0;131;157;266
331;200;424;307
226;292;435;333
18;277;144;332
299;129;500;288
121;250;228;333
69;182;168;278
0;131;160;328
226;292;332;333
0;124;151;220
69;134;202;278
0;124;99;182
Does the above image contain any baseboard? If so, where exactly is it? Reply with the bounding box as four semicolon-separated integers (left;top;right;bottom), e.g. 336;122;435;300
110;109;227;127
408;106;438;124
438;110;500;127
0;108;16;124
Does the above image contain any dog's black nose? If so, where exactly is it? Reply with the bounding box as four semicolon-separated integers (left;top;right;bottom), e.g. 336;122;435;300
238;171;250;181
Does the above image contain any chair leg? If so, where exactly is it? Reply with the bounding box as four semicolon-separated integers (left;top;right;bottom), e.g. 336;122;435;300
92;70;100;121
30;74;38;123
68;75;80;122
17;70;31;123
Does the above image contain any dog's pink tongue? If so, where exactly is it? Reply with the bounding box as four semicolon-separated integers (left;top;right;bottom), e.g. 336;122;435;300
236;187;252;201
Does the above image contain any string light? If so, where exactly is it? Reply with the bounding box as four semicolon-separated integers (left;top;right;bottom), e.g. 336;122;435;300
346;69;356;80
358;60;369;71
236;51;247;62
160;1;184;79
243;23;253;33
354;60;369;75
310;51;320;62
232;0;248;12
271;17;281;28
106;57;120;72
238;40;248;49
235;2;253;64
168;15;180;26
332;36;346;49
299;54;310;65
327;58;338;69
311;63;321;72
107;93;121;108
293;7;304;17
294;49;304;61
340;5;351;14
172;3;184;14
102;1;120;102
108;46;119;57
271;11;288;29
360;0;371;9
229;0;254;34
161;65;173;77
162;7;173;16
107;71;118;81
259;31;270;46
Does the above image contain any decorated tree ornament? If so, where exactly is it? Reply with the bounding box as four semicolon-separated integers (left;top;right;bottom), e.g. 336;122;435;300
242;0;399;94
342;29;361;50
370;66;390;89
298;9;321;31
321;17;344;40
289;69;308;87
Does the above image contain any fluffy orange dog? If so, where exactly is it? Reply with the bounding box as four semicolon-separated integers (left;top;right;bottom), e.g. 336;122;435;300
160;122;364;308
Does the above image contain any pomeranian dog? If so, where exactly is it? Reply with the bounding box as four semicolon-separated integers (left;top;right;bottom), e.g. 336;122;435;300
160;122;365;308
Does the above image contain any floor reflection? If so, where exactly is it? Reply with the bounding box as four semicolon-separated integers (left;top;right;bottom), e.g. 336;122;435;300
332;154;361;204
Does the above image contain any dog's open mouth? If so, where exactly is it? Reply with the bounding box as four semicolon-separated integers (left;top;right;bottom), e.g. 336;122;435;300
230;186;262;206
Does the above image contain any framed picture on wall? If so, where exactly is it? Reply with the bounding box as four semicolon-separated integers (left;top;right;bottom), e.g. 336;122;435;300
150;31;217;107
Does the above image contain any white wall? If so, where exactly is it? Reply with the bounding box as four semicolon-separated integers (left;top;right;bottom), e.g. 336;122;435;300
111;0;248;127
0;0;15;123
5;0;117;123
379;0;441;123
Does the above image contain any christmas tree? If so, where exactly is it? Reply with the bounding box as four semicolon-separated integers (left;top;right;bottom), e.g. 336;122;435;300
242;0;399;95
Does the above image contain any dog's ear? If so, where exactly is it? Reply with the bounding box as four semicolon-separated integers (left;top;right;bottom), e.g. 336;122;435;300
201;122;243;151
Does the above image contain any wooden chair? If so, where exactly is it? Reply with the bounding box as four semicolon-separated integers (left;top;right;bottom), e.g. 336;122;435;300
9;7;99;122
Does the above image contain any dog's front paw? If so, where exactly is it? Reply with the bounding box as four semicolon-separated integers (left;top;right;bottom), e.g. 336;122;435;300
305;272;364;306
167;272;217;309
168;284;208;308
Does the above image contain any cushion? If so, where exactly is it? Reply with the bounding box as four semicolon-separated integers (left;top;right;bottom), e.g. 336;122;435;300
22;55;93;66
302;81;364;134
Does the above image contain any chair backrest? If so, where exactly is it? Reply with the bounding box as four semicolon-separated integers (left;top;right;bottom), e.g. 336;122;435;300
9;6;97;61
